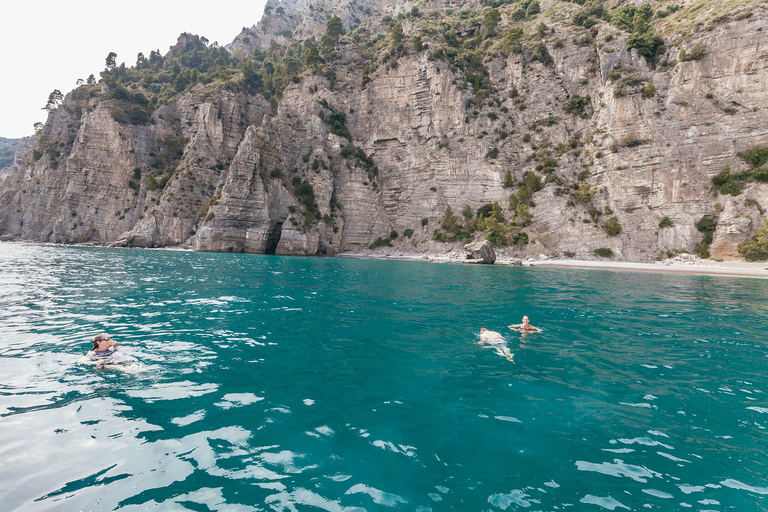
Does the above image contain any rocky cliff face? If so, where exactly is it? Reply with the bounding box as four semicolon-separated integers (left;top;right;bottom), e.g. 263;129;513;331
1;0;767;260
0;137;34;185
231;0;409;55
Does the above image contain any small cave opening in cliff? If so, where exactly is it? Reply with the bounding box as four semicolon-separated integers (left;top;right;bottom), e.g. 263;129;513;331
265;222;283;255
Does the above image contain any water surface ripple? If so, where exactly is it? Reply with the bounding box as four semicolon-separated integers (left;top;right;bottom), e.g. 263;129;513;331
1;243;767;511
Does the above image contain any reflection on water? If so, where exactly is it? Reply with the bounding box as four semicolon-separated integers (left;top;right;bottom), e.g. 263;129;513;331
1;243;767;511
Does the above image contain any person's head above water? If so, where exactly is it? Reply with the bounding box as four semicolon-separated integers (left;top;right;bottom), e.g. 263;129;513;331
92;333;115;351
508;316;541;332
480;327;489;333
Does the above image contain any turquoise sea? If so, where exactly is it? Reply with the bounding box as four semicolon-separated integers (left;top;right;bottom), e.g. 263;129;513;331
1;243;767;511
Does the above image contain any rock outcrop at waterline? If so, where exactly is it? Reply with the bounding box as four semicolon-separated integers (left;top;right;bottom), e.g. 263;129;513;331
465;240;496;264
1;0;767;261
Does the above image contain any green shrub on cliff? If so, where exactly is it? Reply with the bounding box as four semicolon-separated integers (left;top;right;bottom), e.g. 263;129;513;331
413;36;425;52
719;181;741;196
522;171;543;193
155;134;188;172
573;184;595;202
565;95;590;117
655;3;680;18
573;1;606;28
680;43;707;62
476;203;494;221
441;205;462;234
293;178;320;221
110;107;129;124
147;174;160;191
480;219;508;246
695;215;717;258
738;220;768;261
602;216;622;236
391;22;405;45
753;168;768;182
502;27;524;55
341;145;377;183
628;27;664;65
512;231;529;245
531;42;552;65
738;146;768;168
711;165;743;196
611;4;664;65
510;5;526;22
432;205;472;242
318;99;352;142
613;76;645;98
696;216;717;235
512;204;533;227
483;8;501;37
147;173;171;191
130;105;149;124
370;236;393;248
641;83;656;98
610;5;642;31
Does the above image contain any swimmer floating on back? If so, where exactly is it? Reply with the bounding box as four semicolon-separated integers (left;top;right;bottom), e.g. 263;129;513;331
508;316;542;333
79;333;135;367
479;327;514;362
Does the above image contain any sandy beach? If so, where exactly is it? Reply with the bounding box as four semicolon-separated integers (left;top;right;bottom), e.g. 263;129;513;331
532;258;768;279
337;250;768;280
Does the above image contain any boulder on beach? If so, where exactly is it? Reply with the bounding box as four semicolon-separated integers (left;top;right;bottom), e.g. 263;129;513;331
464;240;496;264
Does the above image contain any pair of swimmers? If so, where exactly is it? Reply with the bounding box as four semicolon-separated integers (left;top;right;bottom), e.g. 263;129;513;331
480;316;541;340
479;316;541;361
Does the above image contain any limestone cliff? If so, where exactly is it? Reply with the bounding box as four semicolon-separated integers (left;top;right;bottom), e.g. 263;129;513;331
1;0;767;261
0;137;33;185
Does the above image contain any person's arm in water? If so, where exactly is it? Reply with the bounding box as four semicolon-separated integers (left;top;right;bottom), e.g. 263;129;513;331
508;324;542;332
79;350;105;365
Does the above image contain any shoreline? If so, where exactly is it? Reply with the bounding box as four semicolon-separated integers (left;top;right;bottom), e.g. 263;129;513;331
337;250;768;280
4;240;767;280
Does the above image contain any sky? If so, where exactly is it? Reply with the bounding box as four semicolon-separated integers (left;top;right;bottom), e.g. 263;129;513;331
0;0;269;139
